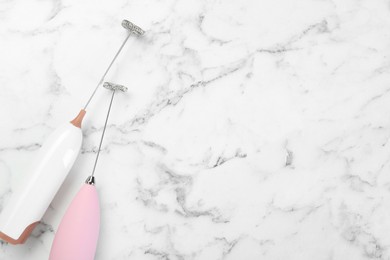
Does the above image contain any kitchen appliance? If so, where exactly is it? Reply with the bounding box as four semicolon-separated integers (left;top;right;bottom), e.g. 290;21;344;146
49;82;127;260
0;20;144;245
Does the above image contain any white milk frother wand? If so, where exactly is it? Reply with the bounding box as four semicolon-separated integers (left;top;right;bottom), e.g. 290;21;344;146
0;20;144;244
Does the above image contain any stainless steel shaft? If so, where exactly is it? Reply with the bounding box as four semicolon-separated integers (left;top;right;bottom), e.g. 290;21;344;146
83;20;144;110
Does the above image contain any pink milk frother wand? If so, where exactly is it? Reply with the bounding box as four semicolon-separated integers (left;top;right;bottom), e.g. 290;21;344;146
0;20;144;245
49;82;127;260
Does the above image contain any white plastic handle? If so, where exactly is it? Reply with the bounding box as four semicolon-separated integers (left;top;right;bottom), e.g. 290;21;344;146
0;123;82;244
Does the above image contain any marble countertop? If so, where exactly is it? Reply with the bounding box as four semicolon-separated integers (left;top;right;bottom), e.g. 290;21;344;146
1;0;390;259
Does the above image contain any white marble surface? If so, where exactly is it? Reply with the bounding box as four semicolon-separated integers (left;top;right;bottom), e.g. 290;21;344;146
1;0;390;259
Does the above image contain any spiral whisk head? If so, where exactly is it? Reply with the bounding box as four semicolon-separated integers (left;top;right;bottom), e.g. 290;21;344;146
122;20;145;36
103;82;128;92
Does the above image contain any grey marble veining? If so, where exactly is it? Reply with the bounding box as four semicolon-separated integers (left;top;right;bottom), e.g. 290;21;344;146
1;0;390;259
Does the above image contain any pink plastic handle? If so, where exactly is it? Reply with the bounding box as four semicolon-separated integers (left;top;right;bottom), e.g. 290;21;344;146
49;184;100;260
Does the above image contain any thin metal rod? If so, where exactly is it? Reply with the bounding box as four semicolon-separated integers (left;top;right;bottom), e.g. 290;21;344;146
90;90;116;177
83;33;131;110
